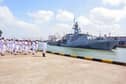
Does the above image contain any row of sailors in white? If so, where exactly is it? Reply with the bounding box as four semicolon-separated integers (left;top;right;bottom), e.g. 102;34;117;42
0;38;39;56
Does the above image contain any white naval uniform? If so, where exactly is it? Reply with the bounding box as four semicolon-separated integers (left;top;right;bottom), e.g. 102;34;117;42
42;42;47;53
24;42;29;54
0;40;5;55
0;40;3;54
31;42;35;54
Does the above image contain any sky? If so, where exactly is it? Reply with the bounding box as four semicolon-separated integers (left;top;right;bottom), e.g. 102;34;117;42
0;0;126;40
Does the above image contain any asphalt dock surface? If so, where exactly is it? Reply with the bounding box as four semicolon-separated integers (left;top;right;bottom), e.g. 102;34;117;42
0;52;126;84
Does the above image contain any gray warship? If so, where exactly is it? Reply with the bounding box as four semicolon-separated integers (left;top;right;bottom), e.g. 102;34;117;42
48;21;118;50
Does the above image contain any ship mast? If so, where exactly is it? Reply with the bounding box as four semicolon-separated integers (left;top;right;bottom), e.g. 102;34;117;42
72;20;81;35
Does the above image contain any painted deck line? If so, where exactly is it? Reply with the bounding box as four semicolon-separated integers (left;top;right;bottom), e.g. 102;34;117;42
102;59;113;63
84;56;93;60
47;51;126;66
70;54;78;58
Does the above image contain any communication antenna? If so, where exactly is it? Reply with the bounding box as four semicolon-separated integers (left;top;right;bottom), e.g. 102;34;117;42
73;16;76;23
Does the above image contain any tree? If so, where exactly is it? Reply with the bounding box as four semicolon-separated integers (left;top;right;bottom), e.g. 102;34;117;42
0;30;3;37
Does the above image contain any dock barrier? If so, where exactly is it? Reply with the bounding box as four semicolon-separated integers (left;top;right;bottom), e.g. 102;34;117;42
47;51;126;66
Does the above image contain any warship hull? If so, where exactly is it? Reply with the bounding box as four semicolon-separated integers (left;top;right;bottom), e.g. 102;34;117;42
59;40;118;50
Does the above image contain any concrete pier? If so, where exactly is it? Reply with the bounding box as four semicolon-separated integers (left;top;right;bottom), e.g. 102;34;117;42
0;52;126;84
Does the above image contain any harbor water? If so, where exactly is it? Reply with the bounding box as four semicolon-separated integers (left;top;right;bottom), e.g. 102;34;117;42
45;45;126;63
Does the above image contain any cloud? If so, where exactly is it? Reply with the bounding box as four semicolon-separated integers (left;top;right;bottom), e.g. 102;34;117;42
102;0;126;6
50;23;72;37
56;10;74;22
28;10;54;24
0;5;126;40
0;6;41;39
89;7;126;24
0;6;15;22
0;6;75;39
27;8;126;37
90;7;118;25
85;6;126;36
77;16;91;26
